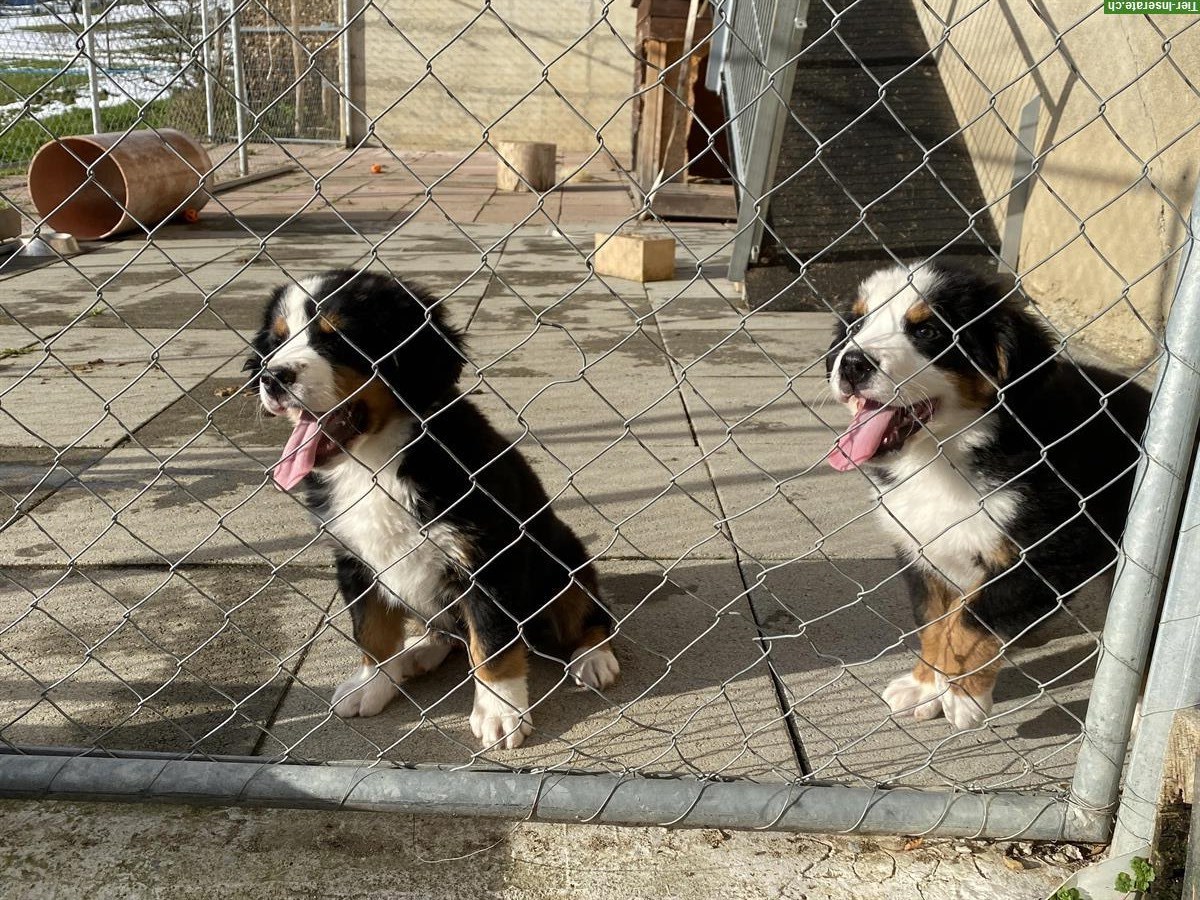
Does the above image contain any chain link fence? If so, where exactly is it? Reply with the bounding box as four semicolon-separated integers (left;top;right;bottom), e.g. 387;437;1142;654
0;0;343;178
0;0;1198;845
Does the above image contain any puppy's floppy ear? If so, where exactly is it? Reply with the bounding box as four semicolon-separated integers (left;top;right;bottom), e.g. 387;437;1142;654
990;287;1055;389
372;281;467;414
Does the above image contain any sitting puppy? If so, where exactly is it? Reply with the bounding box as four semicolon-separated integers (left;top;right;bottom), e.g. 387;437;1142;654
826;264;1150;729
246;270;619;749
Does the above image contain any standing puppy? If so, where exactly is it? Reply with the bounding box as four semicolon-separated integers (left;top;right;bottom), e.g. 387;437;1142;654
826;264;1150;729
246;270;619;750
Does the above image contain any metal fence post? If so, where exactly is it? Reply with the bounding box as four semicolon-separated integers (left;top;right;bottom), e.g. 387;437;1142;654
79;0;103;134
1109;427;1200;853
199;0;217;141
1067;181;1200;841
230;4;250;177
723;0;809;284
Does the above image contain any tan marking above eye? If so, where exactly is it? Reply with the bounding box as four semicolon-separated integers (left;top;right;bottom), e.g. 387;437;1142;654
905;301;933;324
851;297;867;318
271;315;288;338
318;314;342;334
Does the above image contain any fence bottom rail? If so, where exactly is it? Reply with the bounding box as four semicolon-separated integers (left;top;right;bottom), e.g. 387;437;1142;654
0;753;1096;841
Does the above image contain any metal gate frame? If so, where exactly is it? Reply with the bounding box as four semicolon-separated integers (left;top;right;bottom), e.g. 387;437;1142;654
3;183;1199;840
710;0;810;284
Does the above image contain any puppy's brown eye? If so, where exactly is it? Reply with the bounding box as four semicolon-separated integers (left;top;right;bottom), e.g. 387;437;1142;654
912;322;940;341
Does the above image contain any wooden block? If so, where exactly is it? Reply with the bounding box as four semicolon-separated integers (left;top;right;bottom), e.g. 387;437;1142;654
1163;708;1200;803
496;141;557;192
593;232;675;282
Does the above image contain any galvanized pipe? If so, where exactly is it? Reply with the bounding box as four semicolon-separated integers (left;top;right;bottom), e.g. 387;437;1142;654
80;0;102;135
229;5;250;178
1067;181;1200;841
339;0;352;145
199;0;217;141
0;754;1076;840
1110;416;1200;853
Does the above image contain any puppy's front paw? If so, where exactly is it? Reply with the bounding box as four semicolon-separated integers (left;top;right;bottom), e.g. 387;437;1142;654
569;645;620;691
470;706;532;750
882;671;944;722
331;668;398;718
941;684;992;731
470;678;532;750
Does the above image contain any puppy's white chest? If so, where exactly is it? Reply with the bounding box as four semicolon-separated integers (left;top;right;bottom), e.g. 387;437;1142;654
318;459;463;623
877;452;1017;591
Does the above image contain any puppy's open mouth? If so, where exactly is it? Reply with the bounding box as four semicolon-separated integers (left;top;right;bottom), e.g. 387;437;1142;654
828;397;938;472
273;403;365;490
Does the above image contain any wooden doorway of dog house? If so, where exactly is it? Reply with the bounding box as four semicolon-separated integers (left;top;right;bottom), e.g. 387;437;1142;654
630;0;737;221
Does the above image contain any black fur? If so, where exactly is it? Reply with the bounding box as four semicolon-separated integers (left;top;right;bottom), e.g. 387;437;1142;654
247;271;612;682
832;265;1151;642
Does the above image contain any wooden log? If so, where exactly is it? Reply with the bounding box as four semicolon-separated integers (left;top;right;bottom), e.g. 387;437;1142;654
496;141;557;192
593;232;675;282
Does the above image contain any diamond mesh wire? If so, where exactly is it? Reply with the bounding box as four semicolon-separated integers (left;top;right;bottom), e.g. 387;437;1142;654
0;0;1194;834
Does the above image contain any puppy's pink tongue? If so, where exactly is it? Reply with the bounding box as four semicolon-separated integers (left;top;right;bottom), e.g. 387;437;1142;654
828;405;896;472
274;412;321;490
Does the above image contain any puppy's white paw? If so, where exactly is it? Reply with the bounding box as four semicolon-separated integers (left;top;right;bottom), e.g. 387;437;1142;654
941;685;992;731
396;632;451;679
569;645;620;691
470;677;531;750
882;672;944;722
331;666;399;718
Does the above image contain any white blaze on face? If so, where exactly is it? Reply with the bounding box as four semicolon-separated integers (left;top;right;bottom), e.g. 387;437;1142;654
259;275;340;414
829;265;953;407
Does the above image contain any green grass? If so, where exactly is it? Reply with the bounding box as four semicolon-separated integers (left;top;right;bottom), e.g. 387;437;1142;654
0;59;90;107
0;101;173;175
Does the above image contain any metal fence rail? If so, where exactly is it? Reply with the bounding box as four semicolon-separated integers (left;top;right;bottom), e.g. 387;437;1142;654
709;0;808;283
0;0;1197;846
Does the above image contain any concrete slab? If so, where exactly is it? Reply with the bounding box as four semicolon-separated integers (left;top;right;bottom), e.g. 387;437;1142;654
0;566;333;755
0;328;243;449
265;558;798;780
701;439;887;562
750;558;1106;792
467;374;696;452
678;373;839;455
0;445;318;568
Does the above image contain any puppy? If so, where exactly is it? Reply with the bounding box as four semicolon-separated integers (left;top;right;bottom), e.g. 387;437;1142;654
826;264;1150;729
245;270;619;749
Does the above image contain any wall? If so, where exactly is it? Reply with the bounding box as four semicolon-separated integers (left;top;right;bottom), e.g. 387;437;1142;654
361;0;638;158
910;1;1200;364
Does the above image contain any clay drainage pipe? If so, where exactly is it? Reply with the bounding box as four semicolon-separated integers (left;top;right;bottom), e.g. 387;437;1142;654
27;129;213;240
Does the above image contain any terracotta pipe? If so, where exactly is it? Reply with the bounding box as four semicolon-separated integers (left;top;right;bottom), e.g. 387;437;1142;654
27;129;213;240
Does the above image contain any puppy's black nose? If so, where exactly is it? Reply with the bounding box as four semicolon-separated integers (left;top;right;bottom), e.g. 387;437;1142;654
266;367;296;388
839;350;877;390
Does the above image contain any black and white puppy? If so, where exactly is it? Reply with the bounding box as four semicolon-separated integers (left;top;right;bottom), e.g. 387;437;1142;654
245;270;619;750
826;264;1150;729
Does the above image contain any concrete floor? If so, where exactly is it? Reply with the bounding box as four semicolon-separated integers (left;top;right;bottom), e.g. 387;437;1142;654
0;147;1105;803
0;800;1076;900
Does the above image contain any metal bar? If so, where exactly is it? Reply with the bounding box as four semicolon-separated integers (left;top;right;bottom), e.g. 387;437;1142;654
726;0;809;283
199;0;217;141
1067;181;1200;841
229;5;250;178
79;0;103;134
339;0;352;146
745;0;808;269
1110;429;1200;852
211;163;297;193
998;96;1041;276
0;754;1077;840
